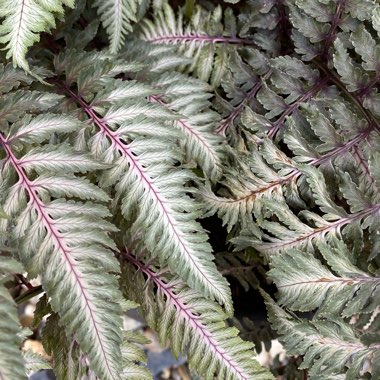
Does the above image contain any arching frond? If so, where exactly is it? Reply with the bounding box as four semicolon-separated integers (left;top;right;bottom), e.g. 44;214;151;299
263;291;380;379
253;162;379;255
203;93;380;255
0;105;123;379
121;248;274;380
0;0;75;72
200;141;291;234
94;0;150;53
52;50;233;313
269;240;379;316
139;3;258;86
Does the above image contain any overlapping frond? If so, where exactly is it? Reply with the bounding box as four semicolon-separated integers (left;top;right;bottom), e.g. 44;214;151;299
121;248;274;380
139;3;257;86
200;140;291;235
263;291;380;379
250;163;379;255
0;0;75;71
52;50;233;312
0;85;124;379
94;0;150;53
203;92;380;255
196;10;380;377
1;0;380;378
41;304;151;380
269;239;380;316
149;72;225;181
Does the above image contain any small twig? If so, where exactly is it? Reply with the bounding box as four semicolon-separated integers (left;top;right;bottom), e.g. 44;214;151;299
14;285;44;305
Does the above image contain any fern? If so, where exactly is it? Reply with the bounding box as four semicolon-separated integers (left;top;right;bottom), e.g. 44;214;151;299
94;0;149;53
0;0;75;72
0;69;123;379
140;3;258;86
269;239;380;316
1;0;380;379
121;245;273;380
263;291;380;379
24;349;52;376
199;0;380;377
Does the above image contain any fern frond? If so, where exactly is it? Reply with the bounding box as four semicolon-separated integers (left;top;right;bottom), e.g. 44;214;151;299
214;49;271;137
268;240;379;317
119;300;152;380
0;0;75;72
0;63;33;92
94;0;149;53
122;248;274;380
0;253;26;380
42;304;151;380
149;72;225;181
333;26;380;117
0;91;63;126
238;0;290;55
139;4;257;86
254;162;379;255
289;0;374;61
201;131;313;242
53;51;233;312
0;109;123;379
43;312;93;379
203;82;380;253
262;291;380;379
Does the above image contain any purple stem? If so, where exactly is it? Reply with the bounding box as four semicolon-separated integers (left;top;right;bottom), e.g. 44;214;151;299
148;33;258;48
315;60;380;135
320;0;346;58
210;127;373;206
356;71;380;99
278;275;378;288
267;78;329;138
216;70;272;136
261;203;380;252
350;144;375;185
